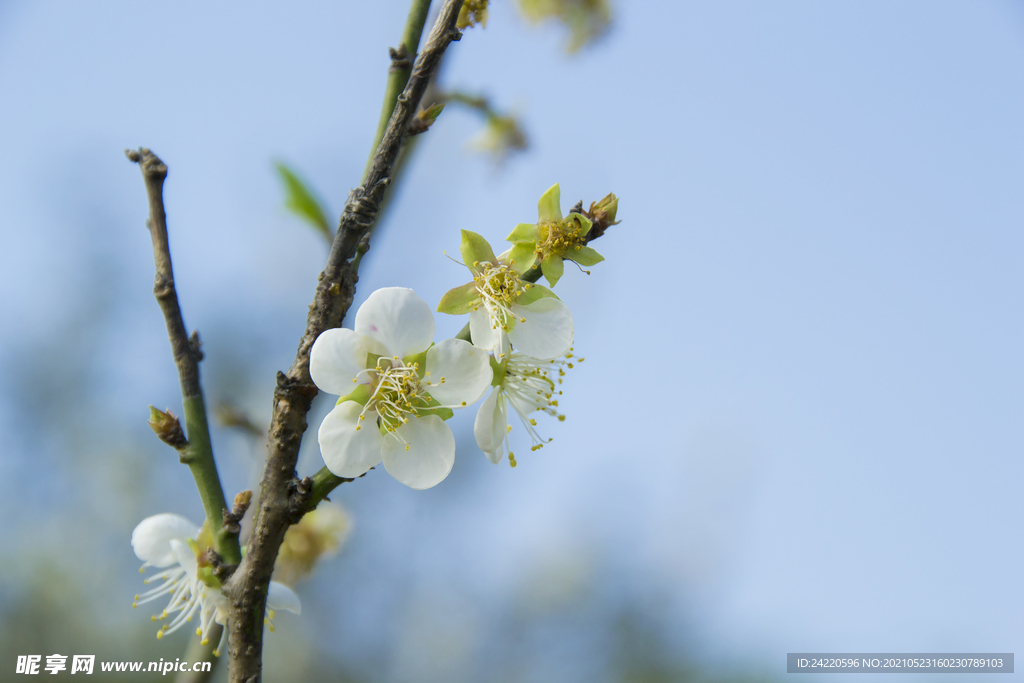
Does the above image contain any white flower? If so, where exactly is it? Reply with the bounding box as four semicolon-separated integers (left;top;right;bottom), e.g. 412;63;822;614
473;349;578;466
131;513;300;655
437;230;575;360
311;287;493;489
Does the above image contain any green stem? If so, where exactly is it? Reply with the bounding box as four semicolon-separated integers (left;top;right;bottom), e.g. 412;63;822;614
363;0;433;181
129;148;241;567
182;395;240;564
305;466;357;512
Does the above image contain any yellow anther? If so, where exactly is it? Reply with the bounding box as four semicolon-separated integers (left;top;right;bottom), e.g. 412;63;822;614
405;444;410;451
156;631;164;640
359;414;364;420
519;317;526;323
529;419;537;426
212;650;221;658
355;425;361;431
558;415;566;422
139;567;145;574
352;378;357;383
461;401;467;406
197;628;203;636
507;425;512;432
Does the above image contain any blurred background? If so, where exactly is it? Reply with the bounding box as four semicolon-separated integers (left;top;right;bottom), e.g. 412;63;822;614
0;1;1022;681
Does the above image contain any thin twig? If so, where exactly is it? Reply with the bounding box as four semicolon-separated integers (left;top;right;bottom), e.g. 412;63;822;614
126;148;242;566
221;3;466;681
364;0;434;180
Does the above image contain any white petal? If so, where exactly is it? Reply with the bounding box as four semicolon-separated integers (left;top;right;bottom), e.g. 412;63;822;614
318;401;383;478
267;581;302;615
381;415;455;489
169;539;198;577
469;307;499;351
309;328;368;395
425;338;493;406
131;513;199;567
209;591;231;624
354;287;435;358
496;331;511;361
473;388;507;463
509;297;573;360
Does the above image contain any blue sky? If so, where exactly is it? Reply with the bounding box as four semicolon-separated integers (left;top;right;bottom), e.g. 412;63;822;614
1;2;1022;680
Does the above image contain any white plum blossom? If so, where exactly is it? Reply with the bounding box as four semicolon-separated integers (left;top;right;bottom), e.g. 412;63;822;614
473;349;578;466
437;230;574;360
311;287;492;489
131;513;300;655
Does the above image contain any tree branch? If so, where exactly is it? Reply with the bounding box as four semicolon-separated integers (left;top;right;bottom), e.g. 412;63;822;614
127;148;242;566
222;3;465;681
364;0;434;180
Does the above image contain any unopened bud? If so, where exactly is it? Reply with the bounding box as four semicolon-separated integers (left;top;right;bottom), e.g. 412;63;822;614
409;102;445;136
586;193;620;240
148;406;187;449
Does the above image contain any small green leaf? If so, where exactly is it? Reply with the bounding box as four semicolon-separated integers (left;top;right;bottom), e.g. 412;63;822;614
275;163;332;241
570;245;604;267
537;183;562;223
541;255;564;286
507;243;537;274
437;282;480;315
506;222;540;244
460;230;497;271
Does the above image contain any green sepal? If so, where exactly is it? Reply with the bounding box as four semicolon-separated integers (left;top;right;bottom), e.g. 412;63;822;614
507;243;537;274
437;282;480;315
197;565;222;590
517;282;559;306
275;162;332;241
569;245;604;266
403;345;432;378
460;230;497;272
537;183;562;223
416;394;455;422
541;255;564;287
489;356;507;387
335;384;372;407
506;222;540;244
569;212;594;236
